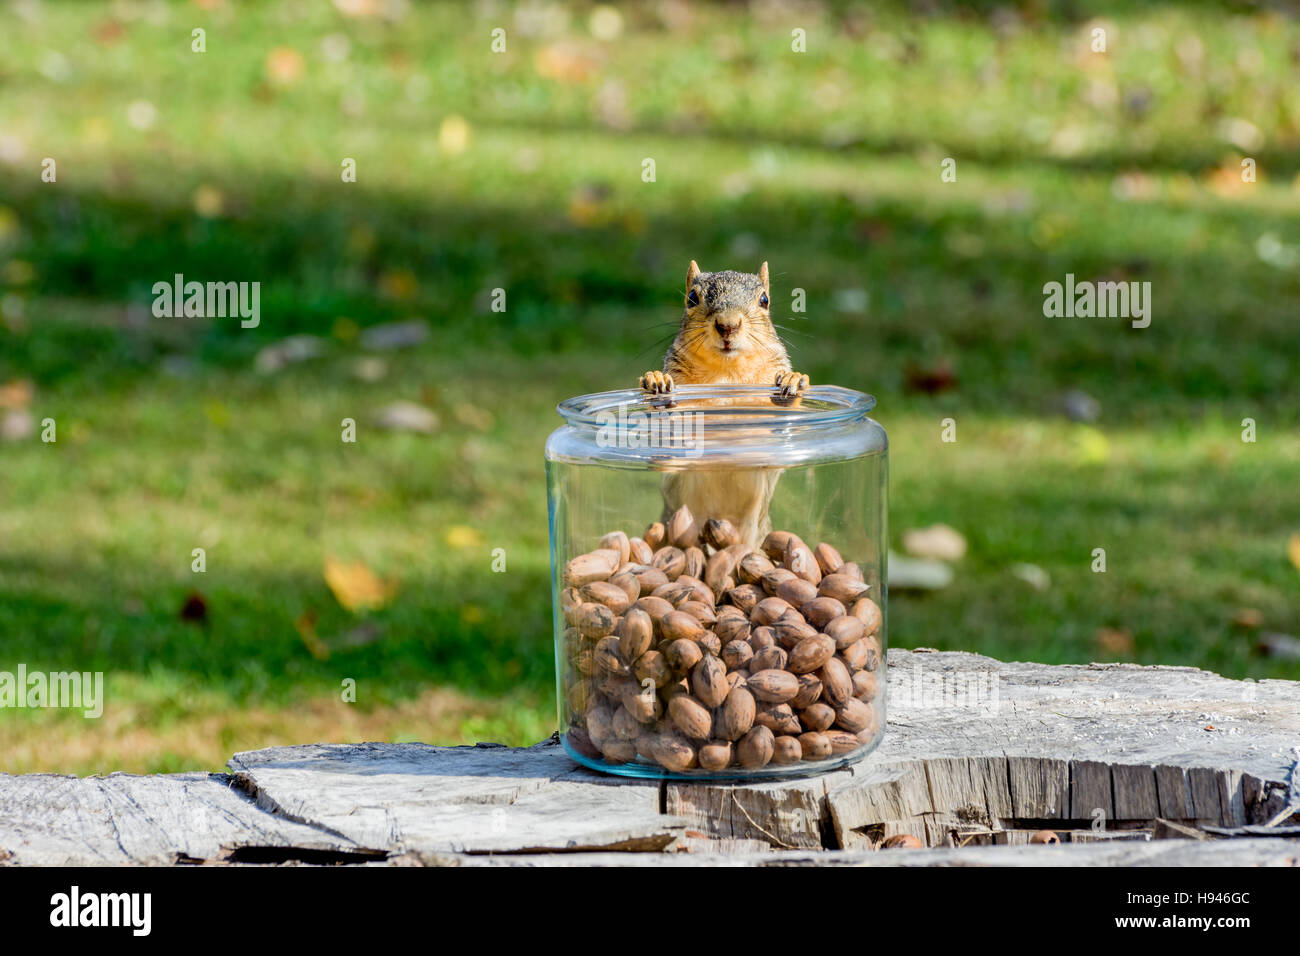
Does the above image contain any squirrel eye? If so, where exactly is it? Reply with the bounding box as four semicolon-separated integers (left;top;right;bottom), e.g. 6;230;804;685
687;288;699;307
759;292;769;308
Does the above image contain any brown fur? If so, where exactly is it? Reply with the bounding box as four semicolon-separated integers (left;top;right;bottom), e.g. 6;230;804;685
639;261;810;547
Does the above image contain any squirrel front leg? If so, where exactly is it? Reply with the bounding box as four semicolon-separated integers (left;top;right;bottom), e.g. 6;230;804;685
773;371;810;405
639;370;674;394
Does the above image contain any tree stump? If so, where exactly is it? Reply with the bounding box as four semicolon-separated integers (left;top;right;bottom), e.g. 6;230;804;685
1;650;1296;866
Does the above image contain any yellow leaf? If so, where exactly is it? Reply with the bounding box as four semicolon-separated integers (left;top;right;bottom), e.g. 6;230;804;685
192;184;224;218
295;611;330;661
1288;533;1300;572
445;525;482;549
378;268;418;301
1070;425;1110;465
0;379;34;409
324;556;396;613
266;47;305;86
438;115;470;155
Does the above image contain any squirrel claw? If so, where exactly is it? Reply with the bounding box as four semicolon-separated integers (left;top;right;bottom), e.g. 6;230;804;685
640;370;675;394
773;371;810;402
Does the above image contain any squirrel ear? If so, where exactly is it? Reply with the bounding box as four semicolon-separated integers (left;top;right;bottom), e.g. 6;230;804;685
758;261;770;292
686;260;701;290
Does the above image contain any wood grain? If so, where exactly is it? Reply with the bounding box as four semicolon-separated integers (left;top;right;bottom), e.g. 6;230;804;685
2;650;1296;866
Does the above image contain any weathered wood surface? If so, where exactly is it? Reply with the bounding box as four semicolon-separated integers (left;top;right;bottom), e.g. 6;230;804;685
383;838;1300;867
1;650;1296;866
226;740;680;854
0;772;372;866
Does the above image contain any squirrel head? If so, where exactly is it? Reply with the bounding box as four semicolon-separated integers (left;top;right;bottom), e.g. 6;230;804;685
677;260;777;358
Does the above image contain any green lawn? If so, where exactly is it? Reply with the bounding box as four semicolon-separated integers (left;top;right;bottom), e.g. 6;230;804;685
0;1;1296;774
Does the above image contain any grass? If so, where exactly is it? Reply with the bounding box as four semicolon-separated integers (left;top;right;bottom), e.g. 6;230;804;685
0;1;1297;774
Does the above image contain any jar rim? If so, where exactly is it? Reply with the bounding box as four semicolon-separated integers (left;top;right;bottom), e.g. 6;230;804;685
555;384;876;432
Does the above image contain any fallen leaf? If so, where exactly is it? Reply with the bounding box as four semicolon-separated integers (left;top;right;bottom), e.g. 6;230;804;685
192;184;224;218
453;403;494;431
295;610;330;661
438;115;471;155
0;380;33;408
903;359;955;395
203;401;230;428
1288;533;1300;572
324;556;396;613
1232;608;1263;629
359;318;428;350
1060;389;1100;422
567;183;614;227
1070;424;1111;465
179;591;208;625
1;409;34;441
374;401;438;434
335;622;385;648
902;524;967;561
377;270;418;301
351;357;388;382
265;47;305;86
254;335;325;374
332;317;359;343
1010;563;1051;591
1256;631;1300;660
832;288;871;316
534;43;601;84
445;525;482;549
1095;627;1134;655
93;19;124;45
886;551;953;591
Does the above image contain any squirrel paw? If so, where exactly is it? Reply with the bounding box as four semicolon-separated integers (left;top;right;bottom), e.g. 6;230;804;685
773;371;810;402
640;370;675;394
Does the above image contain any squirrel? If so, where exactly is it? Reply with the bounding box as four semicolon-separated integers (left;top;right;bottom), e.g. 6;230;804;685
639;260;809;398
638;260;811;548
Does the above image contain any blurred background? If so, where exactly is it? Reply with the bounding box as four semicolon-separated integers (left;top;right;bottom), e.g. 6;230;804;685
0;0;1297;774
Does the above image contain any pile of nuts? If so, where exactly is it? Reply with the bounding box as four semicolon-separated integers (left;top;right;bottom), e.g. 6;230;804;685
560;505;883;774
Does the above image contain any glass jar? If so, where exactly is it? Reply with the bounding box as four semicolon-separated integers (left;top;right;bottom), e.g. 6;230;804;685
545;385;887;779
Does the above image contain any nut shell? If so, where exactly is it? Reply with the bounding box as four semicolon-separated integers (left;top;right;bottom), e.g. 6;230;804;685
813;542;844;576
737;725;775;769
698;740;734;772
664;638;703;673
616;608;653;662
800;596;846;630
701;518;740;551
691;656;730;709
665;505;698;549
819;657;853;709
563;549;621;587
667;695;713;740
789;635;836;674
747;669;800;703
650;734;697;772
797;731;831;761
772;735;803;765
800;702;835;732
719;686;757;741
818;573;869;604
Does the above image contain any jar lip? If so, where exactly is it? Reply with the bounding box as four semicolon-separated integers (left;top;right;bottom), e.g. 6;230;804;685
555;384;876;430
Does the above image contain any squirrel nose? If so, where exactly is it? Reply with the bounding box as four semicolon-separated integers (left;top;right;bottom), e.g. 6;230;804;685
714;318;740;338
